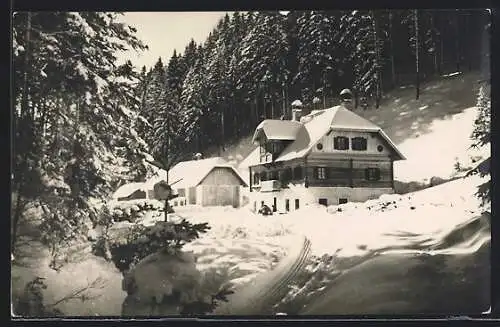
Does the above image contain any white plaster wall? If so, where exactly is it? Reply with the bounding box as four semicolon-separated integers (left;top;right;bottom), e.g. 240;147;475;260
248;186;393;213
313;130;391;156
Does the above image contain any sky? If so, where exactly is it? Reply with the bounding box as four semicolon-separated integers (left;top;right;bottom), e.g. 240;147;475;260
117;12;230;69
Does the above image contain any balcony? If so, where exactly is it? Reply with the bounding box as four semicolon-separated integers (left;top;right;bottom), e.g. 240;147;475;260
260;180;281;192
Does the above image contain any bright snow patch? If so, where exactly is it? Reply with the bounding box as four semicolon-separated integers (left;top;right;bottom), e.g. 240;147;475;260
394;106;490;183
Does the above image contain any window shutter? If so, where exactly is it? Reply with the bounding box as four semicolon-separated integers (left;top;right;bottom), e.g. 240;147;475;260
334;137;339;149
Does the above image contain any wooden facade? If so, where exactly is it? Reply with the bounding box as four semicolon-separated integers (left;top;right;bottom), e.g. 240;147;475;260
177;166;246;207
250;156;394;191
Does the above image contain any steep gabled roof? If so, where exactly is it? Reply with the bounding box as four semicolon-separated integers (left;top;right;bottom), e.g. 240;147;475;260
243;105;405;167
144;157;248;190
252;119;304;143
278;106;405;161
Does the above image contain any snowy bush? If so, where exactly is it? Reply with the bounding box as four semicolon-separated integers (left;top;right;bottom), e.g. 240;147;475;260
108;219;210;273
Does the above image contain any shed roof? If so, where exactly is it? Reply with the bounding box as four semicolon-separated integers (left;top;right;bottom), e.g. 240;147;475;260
251;119;304;143
144;157;248;190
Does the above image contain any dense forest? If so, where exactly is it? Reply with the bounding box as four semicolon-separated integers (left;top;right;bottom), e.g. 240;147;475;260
11;10;490;254
135;9;490;164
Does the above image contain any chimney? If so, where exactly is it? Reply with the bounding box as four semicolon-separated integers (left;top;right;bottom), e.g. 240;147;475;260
340;88;354;110
292;108;303;122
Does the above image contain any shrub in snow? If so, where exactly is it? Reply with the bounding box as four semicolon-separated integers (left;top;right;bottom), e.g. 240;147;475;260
108;219;210;273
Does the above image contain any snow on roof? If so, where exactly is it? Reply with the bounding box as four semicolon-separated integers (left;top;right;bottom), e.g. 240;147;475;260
244;105;405;166
112;182;146;199
278;106;404;161
251;120;304;144
143;157;248;190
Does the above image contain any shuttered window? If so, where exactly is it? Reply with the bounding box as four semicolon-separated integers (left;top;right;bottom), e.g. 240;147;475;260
334;136;349;150
352;137;368;151
365;168;381;181
315;167;328;180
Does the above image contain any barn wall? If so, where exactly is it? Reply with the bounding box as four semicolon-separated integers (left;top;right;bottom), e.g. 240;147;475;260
199;185;240;207
199;167;243;186
188;187;197;204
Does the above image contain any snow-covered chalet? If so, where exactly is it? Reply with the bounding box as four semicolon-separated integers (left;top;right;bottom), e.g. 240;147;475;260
243;102;406;213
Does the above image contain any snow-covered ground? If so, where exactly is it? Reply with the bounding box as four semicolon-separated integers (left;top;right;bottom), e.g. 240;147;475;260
124;173;489;315
394;106;490;183
174;174;489;263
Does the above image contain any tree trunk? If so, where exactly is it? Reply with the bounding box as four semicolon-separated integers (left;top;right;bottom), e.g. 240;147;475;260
430;13;439;75
372;10;382;108
388;11;397;88
415;9;420;100
455;10;461;72
11;183;25;252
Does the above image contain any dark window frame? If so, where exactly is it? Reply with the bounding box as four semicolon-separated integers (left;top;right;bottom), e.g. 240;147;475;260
334;136;349;150
351;137;368;151
253;173;260;185
293;166;303;180
365;167;381;181
316;167;328;180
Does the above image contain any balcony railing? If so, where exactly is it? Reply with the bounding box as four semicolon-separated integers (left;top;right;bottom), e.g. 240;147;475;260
260;180;281;192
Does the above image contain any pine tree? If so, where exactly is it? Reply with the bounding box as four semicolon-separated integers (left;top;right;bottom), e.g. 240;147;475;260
12;12;151;261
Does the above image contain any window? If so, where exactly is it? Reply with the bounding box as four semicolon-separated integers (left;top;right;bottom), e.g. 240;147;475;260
351;137;368;151
339;198;348;204
377;145;384;152
260;171;267;181
295;199;300;210
272;142;281;154
285;199;290;211
269;170;278;180
365;168;381;181
334;136;349;150
293;167;303;180
316;143;323;150
253;173;260;185
283;168;292;182
318;198;328;206
316;167;327;180
273;197;277;212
